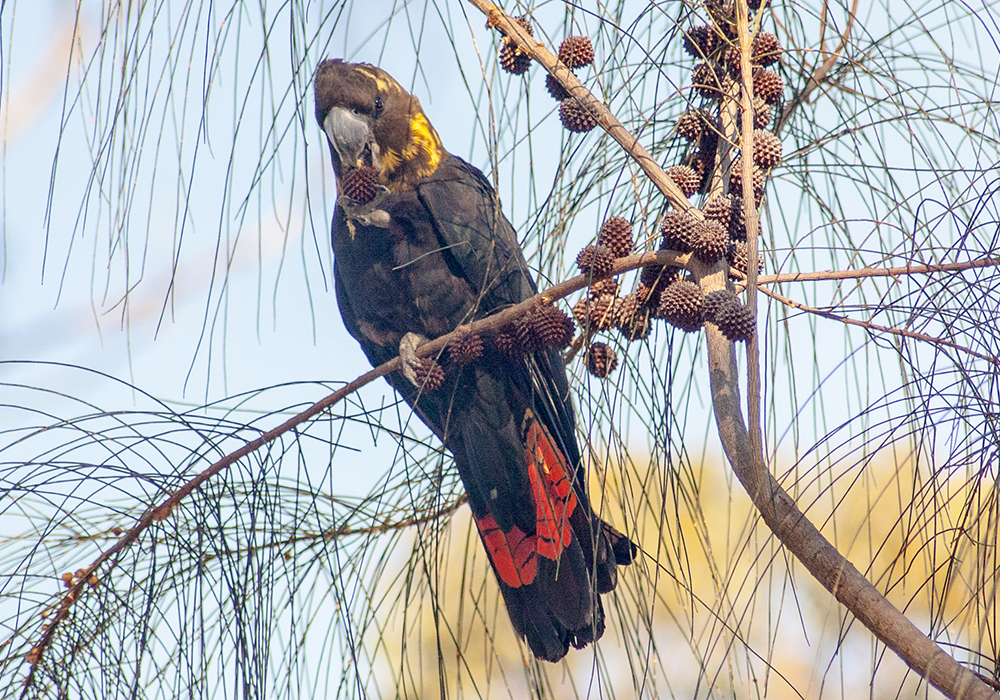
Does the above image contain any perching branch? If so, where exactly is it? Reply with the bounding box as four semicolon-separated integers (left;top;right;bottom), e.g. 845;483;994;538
17;247;687;683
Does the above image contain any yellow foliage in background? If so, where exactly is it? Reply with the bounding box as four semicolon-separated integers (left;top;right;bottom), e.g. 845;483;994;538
367;448;992;698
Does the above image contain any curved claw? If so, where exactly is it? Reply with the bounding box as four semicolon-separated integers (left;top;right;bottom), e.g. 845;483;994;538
338;186;391;228
399;332;428;386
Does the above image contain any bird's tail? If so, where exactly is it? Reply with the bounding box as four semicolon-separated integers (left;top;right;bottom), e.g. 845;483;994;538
470;410;635;661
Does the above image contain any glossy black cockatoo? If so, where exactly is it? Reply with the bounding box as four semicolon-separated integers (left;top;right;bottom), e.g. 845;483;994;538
314;59;635;662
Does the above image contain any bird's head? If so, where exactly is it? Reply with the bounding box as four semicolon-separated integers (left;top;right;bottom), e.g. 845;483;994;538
314;60;443;191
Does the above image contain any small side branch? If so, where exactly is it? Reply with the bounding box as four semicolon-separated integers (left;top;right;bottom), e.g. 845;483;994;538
749;257;1000;285
758;285;999;366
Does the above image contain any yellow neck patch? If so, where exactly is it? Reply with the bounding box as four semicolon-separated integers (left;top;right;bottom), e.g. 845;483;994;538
380;111;443;190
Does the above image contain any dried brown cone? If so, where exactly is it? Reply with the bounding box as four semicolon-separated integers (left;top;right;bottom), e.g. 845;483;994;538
545;73;570;101
753;69;783;104
692;219;729;264
748;0;767;9
720;73;737;96
701;289;737;323
715;298;756;341
706;2;737;34
756;102;773;130
614;292;651;341
683;25;717;58
448;330;484;366
753;32;782;67
572;293;616;331
752;129;782;169
620;312;651;341
341;166;379;204
726;34;782;72
660;210;698;252
571;297;589;326
641;264;682;308
533;305;575;350
688;143;717;190
656;280;704;331
666;165;700;197
612;290;640;328
740;95;773;129
499;44;532;75
414;359;446;393
728;195;748;241
514;314;543;354
676;109;708;141
513;15;535;37
559;98;597;133
492;325;520;356
576;244;615;279
722;45;743;77
692;62;722;99
598;216;634;258
589;277;618;298
703;194;733;229
686;150;707;179
728;240;764;279
729;158;765;202
698;119;720;150
586;342;618;378
559;35;595;69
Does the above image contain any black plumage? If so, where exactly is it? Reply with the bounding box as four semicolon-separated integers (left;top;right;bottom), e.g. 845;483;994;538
315;60;634;662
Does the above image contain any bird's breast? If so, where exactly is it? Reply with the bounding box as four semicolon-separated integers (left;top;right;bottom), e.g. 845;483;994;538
334;200;478;347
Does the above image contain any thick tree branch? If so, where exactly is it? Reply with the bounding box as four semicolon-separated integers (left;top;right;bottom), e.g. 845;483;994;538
705;307;994;700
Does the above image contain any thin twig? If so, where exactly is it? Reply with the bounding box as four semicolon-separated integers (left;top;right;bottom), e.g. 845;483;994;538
776;0;858;133
758;284;999;366
747;257;1000;286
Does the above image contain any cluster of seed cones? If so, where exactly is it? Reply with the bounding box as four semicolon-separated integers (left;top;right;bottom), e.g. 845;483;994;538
494;15;536;76
482;9;780;382
409;303;576;394
489;15;599;135
568;212;758;379
676;2;784;203
551;36;598;133
661;194;763;281
571;217;639;377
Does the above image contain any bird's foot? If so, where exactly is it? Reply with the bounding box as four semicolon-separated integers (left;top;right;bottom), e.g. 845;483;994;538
399;332;429;386
338;187;391;228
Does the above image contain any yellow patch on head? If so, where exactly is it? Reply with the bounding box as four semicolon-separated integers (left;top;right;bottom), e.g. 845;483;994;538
353;65;399;96
379;149;402;179
380;110;443;190
404;112;443;171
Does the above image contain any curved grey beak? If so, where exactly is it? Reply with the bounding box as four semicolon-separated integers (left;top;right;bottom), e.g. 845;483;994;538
323;107;371;169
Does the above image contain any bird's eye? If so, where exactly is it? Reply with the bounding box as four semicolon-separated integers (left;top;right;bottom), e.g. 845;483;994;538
374;96;384;115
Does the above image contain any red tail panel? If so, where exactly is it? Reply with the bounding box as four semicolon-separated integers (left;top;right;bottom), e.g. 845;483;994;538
523;412;579;561
475;513;538;587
